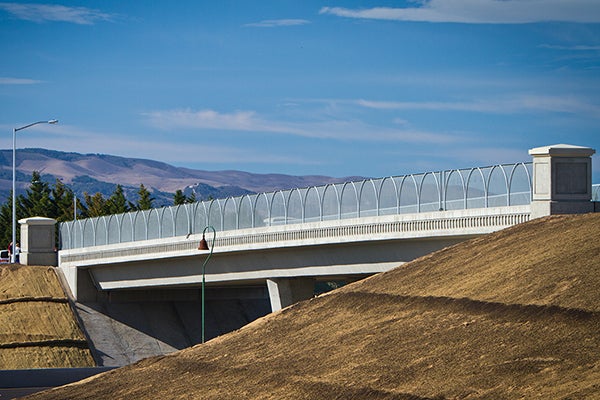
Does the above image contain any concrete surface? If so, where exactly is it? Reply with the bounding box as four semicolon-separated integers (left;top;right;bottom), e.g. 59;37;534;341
73;287;271;367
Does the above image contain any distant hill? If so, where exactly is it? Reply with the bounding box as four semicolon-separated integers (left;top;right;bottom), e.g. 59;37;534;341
24;213;600;399
0;149;364;206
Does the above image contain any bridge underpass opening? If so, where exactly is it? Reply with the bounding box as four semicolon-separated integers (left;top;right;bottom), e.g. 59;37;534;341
71;267;372;367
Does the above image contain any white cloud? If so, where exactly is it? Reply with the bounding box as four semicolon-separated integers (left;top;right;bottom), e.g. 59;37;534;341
0;123;316;167
356;95;600;116
142;108;458;143
143;109;259;131
244;19;310;27
540;44;600;51
0;77;42;85
0;2;114;24
320;1;600;24
445;146;532;166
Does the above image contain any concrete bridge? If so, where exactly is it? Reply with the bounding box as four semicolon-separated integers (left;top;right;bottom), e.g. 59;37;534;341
18;144;598;366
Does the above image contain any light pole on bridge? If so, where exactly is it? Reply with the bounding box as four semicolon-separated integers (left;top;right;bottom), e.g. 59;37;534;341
198;225;216;343
12;120;58;263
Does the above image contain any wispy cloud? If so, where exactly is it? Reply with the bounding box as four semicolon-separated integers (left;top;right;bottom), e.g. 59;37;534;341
0;123;315;167
244;18;310;28
465;147;532;165
540;44;600;51
142;108;457;143
0;77;42;85
320;1;600;24
0;2;114;24
356;95;600;117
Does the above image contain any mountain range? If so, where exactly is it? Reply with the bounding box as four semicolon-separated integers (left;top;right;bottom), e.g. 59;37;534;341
0;148;364;206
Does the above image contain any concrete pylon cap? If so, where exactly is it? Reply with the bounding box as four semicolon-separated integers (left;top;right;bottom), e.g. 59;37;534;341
528;144;596;157
18;216;57;225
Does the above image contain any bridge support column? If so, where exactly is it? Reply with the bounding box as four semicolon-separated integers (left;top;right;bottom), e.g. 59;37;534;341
18;217;57;266
529;144;596;219
266;278;314;312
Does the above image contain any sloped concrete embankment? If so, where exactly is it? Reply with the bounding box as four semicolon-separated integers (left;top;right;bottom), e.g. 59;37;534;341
72;285;271;367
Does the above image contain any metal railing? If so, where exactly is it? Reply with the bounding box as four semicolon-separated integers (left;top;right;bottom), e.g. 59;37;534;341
59;162;534;250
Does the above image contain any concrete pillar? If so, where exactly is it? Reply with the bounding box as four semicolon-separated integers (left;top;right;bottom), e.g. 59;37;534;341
528;144;596;219
18;216;58;266
266;277;315;312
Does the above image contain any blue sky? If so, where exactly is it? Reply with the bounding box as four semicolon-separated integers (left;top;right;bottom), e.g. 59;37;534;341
1;1;599;180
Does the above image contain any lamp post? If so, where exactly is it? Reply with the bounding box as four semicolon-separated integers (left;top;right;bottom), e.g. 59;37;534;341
12;120;58;263
198;225;216;343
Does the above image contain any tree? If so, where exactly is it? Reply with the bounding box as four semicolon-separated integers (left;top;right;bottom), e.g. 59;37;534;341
107;185;131;214
22;171;53;218
83;192;108;218
136;184;154;210
186;191;197;204
0;176;187;247
0;191;16;247
0;174;202;244
173;189;187;206
52;179;76;222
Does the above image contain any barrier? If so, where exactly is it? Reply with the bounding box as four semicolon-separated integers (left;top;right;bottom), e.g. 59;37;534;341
59;162;533;249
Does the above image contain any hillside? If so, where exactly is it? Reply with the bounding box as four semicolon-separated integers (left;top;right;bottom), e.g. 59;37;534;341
0;148;362;205
26;213;600;399
0;265;95;369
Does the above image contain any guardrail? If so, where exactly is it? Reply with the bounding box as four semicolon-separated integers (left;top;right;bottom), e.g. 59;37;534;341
60;162;534;249
59;206;533;266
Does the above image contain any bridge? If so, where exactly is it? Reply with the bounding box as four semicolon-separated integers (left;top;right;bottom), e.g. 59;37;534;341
59;164;535;301
17;144;596;365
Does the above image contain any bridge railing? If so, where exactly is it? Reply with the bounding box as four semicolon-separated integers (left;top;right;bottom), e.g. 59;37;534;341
59;162;534;250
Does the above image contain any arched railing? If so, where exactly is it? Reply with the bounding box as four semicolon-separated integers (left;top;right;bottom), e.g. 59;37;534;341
59;162;535;249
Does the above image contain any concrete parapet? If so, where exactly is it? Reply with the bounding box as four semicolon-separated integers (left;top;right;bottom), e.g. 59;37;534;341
18;216;57;266
529;144;596;219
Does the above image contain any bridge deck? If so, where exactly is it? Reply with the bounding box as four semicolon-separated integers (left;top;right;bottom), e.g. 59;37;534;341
59;206;530;294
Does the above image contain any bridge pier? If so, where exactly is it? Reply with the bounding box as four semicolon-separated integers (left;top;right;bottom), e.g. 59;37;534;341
267;278;315;312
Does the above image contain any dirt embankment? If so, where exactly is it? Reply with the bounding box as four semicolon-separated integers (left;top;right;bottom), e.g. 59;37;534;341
26;213;600;399
0;265;95;369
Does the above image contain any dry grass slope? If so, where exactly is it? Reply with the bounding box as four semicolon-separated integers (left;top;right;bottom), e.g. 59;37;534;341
27;213;600;399
0;265;95;370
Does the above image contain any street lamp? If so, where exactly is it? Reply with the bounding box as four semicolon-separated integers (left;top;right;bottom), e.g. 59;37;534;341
12;119;58;263
198;225;216;343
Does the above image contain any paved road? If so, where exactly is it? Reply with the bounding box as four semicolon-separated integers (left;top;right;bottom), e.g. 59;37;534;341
0;386;51;398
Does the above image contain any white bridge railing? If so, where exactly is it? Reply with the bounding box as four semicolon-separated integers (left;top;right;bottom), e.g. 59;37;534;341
60;162;534;250
59;206;532;266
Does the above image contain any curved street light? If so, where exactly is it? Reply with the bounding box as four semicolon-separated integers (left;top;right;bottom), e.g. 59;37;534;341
198;225;216;343
12;119;58;263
